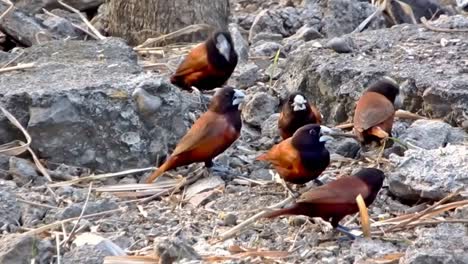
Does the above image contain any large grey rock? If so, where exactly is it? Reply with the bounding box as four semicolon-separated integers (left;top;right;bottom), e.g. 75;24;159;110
248;7;304;42
9;156;39;186
228;23;249;63
242;92;279;127
0;234;54;264
55;199;118;220
63;244;115;264
230;62;261;89
401;223;468;264
0;188;20;231
399;120;467;150
12;0;104;14
277;15;468;127
388;145;468;201
250;41;284;57
350;238;401;264
322;0;386;37
0;38;190;172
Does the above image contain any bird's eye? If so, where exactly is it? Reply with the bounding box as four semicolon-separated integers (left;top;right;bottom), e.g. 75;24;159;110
309;129;316;135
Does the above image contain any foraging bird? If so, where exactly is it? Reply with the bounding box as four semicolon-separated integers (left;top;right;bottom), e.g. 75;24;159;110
170;31;238;91
278;93;322;140
257;124;333;194
264;168;385;239
146;87;245;184
353;77;401;144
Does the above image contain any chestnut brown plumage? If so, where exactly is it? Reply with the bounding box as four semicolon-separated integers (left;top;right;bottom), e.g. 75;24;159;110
146;87;245;183
170;31;238;91
353;77;401;144
278;93;322;140
264;168;385;238
257;124;332;186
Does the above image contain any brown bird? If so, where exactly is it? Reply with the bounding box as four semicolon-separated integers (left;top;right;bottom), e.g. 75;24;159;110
146;87;245;184
264;167;385;239
353;77;401;144
170;31;238;92
278;92;322;140
257;124;333;194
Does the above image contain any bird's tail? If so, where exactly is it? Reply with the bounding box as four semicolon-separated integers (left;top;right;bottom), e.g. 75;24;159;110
256;152;269;161
145;157;175;183
263;204;300;219
368;126;389;139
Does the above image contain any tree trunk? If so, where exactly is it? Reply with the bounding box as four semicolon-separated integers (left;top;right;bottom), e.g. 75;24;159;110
106;0;230;46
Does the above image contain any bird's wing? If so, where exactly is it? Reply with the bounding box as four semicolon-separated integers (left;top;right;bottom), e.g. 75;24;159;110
257;139;298;169
298;176;370;204
172;43;209;77
171;111;235;157
354;92;395;131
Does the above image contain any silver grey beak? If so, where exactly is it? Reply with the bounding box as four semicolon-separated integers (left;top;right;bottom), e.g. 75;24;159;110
232;89;245;106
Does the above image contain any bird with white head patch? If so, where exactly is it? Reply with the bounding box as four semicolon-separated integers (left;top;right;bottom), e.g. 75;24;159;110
278;92;323;140
146;86;245;184
170;31;238;92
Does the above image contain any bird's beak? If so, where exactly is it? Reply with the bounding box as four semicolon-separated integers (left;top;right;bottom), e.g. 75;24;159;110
319;125;334;142
232;89;246;106
394;93;403;109
319;125;357;142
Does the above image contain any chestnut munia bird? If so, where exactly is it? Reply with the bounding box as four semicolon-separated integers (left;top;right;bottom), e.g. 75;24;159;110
264;168;385;239
353;77;401;144
257;124;333;193
170;31;238;91
278;93;322;140
146;87;245;183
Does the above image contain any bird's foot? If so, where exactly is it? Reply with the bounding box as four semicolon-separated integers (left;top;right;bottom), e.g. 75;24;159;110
335;224;363;241
314;179;324;186
279;177;299;199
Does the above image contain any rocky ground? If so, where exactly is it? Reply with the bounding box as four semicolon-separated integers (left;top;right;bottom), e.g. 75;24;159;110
0;0;468;264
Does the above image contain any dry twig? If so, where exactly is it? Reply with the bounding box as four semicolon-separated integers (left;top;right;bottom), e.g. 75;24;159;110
135;24;213;49
42;8;99;39
0;0;13;21
421;17;468;33
384;190;461;232
0;62;35;73
61;182;93;246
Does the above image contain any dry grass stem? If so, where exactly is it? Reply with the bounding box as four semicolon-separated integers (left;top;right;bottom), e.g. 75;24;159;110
61;182;93;246
22;208;122;236
0;106;51;181
384;190;462;232
42;8;99;40
48;167;155;187
57;0;105;40
135;24;213;49
421;17;468;32
0;0;14;21
356;194;371;237
0;62;35;73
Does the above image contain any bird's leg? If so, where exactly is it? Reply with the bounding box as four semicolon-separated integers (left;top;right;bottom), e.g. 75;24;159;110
203;160;213;178
335;224;361;240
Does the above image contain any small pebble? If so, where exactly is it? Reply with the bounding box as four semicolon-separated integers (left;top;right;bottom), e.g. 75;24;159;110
222;213;238;226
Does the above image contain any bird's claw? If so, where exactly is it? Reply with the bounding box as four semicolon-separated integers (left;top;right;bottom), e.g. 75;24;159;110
336;224;363;241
